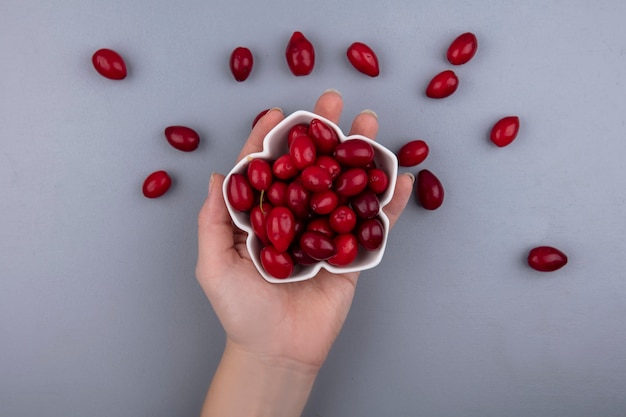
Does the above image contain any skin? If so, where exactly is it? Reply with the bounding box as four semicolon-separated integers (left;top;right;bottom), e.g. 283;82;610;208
196;89;414;417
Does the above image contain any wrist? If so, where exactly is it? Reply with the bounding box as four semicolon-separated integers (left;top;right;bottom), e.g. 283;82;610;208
201;340;319;417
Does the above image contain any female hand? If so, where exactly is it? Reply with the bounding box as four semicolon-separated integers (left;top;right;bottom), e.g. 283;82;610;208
196;90;414;417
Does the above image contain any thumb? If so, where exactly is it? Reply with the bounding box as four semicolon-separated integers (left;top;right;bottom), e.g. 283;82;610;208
197;173;234;270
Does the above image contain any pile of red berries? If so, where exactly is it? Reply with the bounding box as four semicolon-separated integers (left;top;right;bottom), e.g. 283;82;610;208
226;117;392;279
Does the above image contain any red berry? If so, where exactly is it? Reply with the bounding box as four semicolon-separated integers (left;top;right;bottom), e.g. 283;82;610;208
142;170;171;198
266;206;296;253
416;170;444;210
315;155;342;179
285;31;315;76
290;135;317;170
300;231;336;260
329;206;357;234
267;181;288;206
310;190;339;215
367;168;389;194
426;70;458;99
490;116;520;147
261;246;293;279
447;32;478;65
272;154;298;180
164;126;200;152
92;48;127;80
300;165;332;192
288;124;310;148
351;191;380;219
334;168;368;197
356;218;384;250
527;246;568;272
230;47;254;82
247;159;273;191
286;180;311;219
397;140;429;167
308;119;339;154
334;139;375;167
346;42;380;77
250;202;273;246
226;173;254;212
328;234;359;266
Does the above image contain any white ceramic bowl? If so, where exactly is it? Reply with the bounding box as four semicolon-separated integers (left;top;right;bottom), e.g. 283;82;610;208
223;110;398;283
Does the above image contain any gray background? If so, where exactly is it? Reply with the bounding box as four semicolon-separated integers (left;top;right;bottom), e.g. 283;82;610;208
2;0;626;416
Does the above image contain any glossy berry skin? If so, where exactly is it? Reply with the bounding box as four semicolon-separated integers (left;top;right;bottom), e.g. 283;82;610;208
351;191;380;219
308;119;339;154
247;159;273;191
267;181;288;206
346;42;380;77
315;155;342;179
164;126;200;152
300;165;332;192
288;124;310;147
92;48;127;80
490;116;520;147
285;31;315;76
286;180;311;219
300;231;336;260
356;218;384;250
328;234;359;266
310;190;339;215
527;246;568;272
334;139;375;167
250;202;273;246
416;170;444;210
397;140;429;167
447;32;478;65
329;206;357;234
230;47;253;81
290;135;317;170
272;154;298;180
142;170;171;198
266;207;296;253
227;173;254;212
261;246;293;279
290;245;318;266
367;168;389;194
426;70;458;99
306;217;334;237
334;168;368;197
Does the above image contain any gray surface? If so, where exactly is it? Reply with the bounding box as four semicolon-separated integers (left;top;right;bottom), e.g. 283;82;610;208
2;0;626;416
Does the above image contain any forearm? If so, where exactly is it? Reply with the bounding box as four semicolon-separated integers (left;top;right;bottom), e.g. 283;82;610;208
201;340;318;417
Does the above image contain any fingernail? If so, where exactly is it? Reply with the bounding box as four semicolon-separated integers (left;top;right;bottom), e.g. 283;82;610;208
323;88;342;96
208;172;216;195
269;107;283;114
405;172;415;184
360;109;378;119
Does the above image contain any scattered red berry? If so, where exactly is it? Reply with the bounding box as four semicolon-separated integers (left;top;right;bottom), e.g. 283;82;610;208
142;170;171;198
416;169;444;210
164;126;200;152
285;31;315;76
397;140;429;167
426;70;458;98
527;246;568;272
346;42;380;77
447;32;478;65
92;48;127;80
229;47;254;81
490;116;520;147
